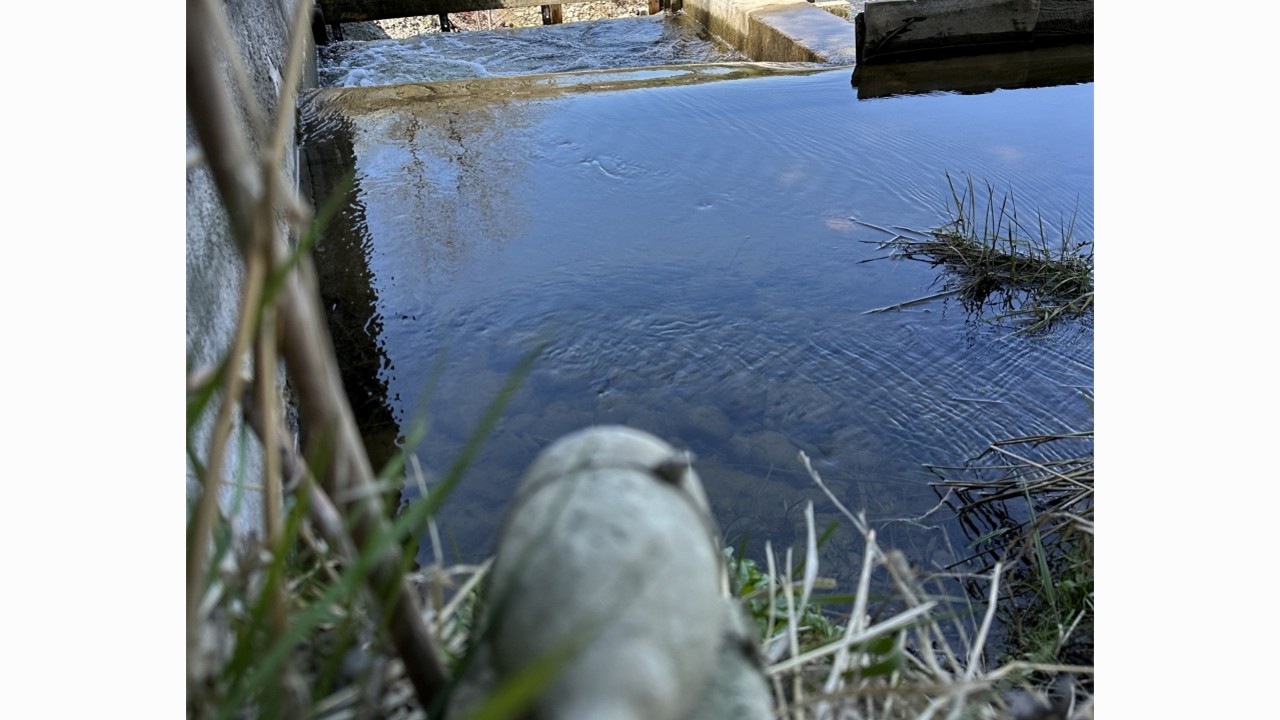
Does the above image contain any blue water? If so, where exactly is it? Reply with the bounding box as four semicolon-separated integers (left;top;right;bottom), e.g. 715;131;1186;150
303;66;1093;578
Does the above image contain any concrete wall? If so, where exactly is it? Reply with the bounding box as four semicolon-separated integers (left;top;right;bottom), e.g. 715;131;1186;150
858;0;1093;64
682;0;859;63
186;0;316;538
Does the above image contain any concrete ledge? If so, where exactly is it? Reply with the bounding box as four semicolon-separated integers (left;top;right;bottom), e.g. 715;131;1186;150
859;0;1038;63
683;0;858;63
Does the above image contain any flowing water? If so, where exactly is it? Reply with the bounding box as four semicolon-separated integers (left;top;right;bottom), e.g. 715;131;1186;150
318;14;749;87
304;20;1093;580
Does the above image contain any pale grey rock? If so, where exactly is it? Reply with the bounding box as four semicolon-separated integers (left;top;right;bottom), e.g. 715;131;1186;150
450;426;772;720
335;21;390;41
679;403;734;444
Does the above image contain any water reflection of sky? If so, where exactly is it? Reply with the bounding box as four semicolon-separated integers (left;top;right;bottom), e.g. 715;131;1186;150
314;68;1093;579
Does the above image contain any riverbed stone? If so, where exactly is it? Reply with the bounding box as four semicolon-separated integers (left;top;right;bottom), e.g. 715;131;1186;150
624;406;677;441
725;430;799;473
677;402;735;444
594;389;635;425
757;429;799;465
432;368;509;440
822;425;886;460
532;399;597;441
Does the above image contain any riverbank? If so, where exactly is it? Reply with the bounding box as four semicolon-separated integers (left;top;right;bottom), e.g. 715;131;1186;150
336;0;867;39
338;0;653;39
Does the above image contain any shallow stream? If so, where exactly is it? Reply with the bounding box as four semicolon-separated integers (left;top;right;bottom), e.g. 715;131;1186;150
304;18;1093;579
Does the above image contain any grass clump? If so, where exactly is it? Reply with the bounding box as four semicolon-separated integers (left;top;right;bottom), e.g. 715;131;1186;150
928;427;1095;675
737;453;1095;720
861;173;1094;334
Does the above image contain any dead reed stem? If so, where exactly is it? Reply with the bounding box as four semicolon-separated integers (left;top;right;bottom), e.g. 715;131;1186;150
186;0;447;707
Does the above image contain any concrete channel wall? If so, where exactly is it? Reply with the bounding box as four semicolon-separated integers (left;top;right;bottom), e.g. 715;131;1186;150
682;0;859;63
858;0;1093;63
186;0;317;538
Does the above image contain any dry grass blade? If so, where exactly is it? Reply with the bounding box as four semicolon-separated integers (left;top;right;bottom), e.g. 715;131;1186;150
800;501;819;621
767;602;936;676
186;0;448;710
799;451;869;538
964;562;1001;681
863;288;962;315
930;428;1094;678
766;453;1097;720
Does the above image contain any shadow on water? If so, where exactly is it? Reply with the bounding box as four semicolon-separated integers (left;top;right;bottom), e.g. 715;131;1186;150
300;59;1093;583
851;41;1093;99
299;108;401;474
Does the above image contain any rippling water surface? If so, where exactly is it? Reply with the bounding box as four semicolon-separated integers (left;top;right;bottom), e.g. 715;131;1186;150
302;63;1093;578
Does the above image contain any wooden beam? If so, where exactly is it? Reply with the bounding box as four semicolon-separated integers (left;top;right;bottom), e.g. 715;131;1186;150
318;0;596;23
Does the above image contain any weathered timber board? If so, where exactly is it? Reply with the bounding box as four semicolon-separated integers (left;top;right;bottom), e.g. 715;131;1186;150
318;0;593;23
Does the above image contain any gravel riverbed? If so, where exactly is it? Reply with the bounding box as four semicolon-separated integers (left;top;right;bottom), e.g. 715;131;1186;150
337;0;654;39
334;0;864;40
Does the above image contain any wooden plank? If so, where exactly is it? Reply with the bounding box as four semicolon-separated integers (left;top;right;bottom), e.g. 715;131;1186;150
318;0;599;23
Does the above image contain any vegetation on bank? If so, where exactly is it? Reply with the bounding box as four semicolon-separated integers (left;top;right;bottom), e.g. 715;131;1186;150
187;415;1094;719
929;426;1095;674
187;1;1093;717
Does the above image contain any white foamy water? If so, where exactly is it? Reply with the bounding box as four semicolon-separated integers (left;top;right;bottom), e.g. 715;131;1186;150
318;14;751;87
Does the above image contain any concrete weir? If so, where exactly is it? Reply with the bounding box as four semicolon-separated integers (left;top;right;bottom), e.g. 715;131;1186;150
661;0;858;63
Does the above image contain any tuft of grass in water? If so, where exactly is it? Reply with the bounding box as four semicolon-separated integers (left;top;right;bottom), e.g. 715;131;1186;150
861;173;1094;334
